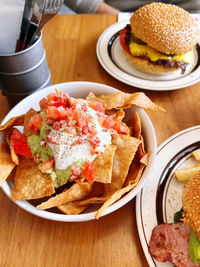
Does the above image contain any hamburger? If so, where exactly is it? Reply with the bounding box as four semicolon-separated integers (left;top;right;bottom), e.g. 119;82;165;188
182;171;200;240
182;172;200;265
119;2;200;75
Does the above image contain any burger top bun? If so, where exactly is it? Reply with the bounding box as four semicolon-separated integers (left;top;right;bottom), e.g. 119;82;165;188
182;172;200;240
130;2;200;55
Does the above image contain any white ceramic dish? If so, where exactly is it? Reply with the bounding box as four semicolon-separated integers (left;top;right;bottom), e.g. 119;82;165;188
96;20;200;91
136;125;200;266
1;81;157;222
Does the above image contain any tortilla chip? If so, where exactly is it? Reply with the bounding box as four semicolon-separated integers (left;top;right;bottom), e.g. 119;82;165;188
0;114;24;131
11;158;55;200
124;146;146;186
37;182;92;210
23;108;38;136
58;201;88;215
7;167;16;181
93;145;117;184
124;139;150;186
104;135;141;195
0;142;16;186
79;197;107;205
105;109;125;121
95;182;138;219
79;182;106;205
127;112;141;139
140;152;150;165
10;148;19;165
5;127;13;145
89;182;104;197
128;127;133;136
86;92;165;112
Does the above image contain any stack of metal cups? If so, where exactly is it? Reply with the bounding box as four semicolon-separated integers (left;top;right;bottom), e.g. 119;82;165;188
0;32;51;106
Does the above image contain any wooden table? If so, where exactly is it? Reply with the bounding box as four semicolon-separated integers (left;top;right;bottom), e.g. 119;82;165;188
1;14;200;267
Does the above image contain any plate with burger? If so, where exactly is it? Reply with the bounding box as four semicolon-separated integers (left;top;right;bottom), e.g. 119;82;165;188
136;125;200;266
96;3;200;91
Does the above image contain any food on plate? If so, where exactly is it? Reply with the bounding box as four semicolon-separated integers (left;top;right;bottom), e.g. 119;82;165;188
182;172;200;241
149;153;200;266
175;149;200;182
189;230;200;266
149;222;195;266
119;2;200;75
192;149;200;161
175;163;200;182
0;89;164;219
149;212;200;266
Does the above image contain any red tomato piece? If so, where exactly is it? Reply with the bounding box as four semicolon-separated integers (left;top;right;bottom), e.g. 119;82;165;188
112;121;128;134
41;158;55;172
11;129;32;158
88;124;97;135
40;93;59;109
97;116;106;127
73;109;88;128
39;97;48;108
45;106;60;120
84;161;95;183
98;116;128;134
45;106;68;121
47;93;59;102
102;116;116;129
88;101;104;113
119;27;131;54
28;113;43;134
53;98;68;108
40;92;70;109
71;164;82;176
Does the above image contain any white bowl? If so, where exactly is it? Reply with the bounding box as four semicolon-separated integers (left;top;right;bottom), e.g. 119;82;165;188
0;81;157;222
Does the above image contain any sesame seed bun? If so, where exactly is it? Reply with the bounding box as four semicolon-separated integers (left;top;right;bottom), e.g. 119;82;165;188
130;3;200;55
182;172;200;239
123;50;179;75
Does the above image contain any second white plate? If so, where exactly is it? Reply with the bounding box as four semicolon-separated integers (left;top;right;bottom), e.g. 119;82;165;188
136;125;200;266
96;20;200;91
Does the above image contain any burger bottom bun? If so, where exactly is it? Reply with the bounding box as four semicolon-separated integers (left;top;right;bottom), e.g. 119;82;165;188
182;172;200;240
124;50;180;75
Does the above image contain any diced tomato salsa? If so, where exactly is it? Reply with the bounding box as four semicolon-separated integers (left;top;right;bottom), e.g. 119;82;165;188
26;91;129;183
36;92;128;137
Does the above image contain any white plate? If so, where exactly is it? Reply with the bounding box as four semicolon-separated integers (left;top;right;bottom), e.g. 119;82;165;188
136;125;200;266
0;81;157;222
96;20;200;91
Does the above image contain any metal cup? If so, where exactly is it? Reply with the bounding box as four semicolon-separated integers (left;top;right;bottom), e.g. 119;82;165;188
1;73;51;107
0;32;51;105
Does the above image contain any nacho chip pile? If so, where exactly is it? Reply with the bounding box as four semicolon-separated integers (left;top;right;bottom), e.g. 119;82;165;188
0;91;164;219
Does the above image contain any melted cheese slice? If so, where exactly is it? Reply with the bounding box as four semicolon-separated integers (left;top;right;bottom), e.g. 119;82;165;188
129;42;193;63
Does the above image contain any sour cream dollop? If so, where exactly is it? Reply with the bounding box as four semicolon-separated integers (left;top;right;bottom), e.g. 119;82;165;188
47;103;111;170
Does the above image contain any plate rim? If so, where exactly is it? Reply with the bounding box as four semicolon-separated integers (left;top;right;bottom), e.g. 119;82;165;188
135;124;200;266
1;81;157;222
96;20;200;91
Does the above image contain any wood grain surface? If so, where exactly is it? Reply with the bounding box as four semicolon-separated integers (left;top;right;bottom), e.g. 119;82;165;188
1;14;200;267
